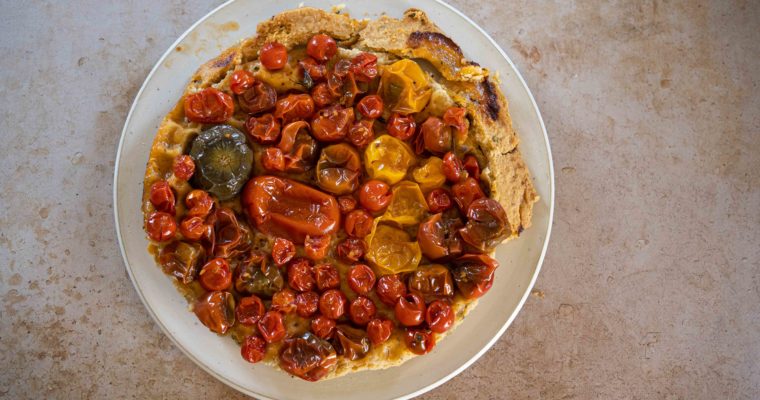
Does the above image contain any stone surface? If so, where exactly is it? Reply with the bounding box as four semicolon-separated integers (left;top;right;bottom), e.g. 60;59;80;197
1;0;758;399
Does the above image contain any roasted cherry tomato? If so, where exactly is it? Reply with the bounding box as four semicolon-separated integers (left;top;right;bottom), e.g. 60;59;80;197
319;289;347;320
344;209;373;238
311;315;336;339
463;154;481;180
336;238;366;264
384;181;428;225
179;216;207;241
347;119;374;148
394;292;426;327
334;325;370;361
274;93;315;123
235;254;285;298
258;310;286;343
172;155;195;181
417;212;464;261
376;274;407;307
299;57;327;82
347;264;376;295
443;107;467;140
357;95;383;119
337;195;357;214
420;116;452;155
350;52;378;82
194;291;235;334
332;59;351;78
272;237;296;266
230;69;256;95
310;82;335;107
280;332;337;381
245;113;281;144
358;180;392;212
213;207;249;259
241;335;267;363
349;296;376;326
425;300;454;333
315;143;361;195
199;257;232;291
459;198;509;252
386;113;416;140
260;42;288;70
378;59;431;114
274;121;320;173
236;295;266;325
452;254;498;299
271;288;297;313
314;263;340;291
367;318;394;345
184;88;234;124
412;157;446;191
451;177;485;211
287;258;315;292
296;291;320;318
159;241;205;284
306;34;337;62
242;176;340;243
185;189;214;218
238;81;277;114
442;152;464;183
408;264;454;302
365;221;422;274
404;328;435;355
304;235;330;261
311;105;354;142
364;135;415;184
149;180;175;215
146;211;176;242
426;188;453;213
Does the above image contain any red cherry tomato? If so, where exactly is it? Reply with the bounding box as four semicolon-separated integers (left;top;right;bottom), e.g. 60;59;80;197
426;188;453;213
272;237;296;266
194;291;235;334
306;34;338;62
348;296;376;326
442;107;467;136
310;105;354;142
258;311;286;343
245;113;281;144
299;57;327;81
287;258;315;292
146;211;176;242
367;318;393;345
347;119;374;148
452;254;498;299
463;154;481;180
172;155;195;181
350;52;378;82
404;328;436;355
337;195;357;214
417;213;464;261
199;257;232;291
304;235;331;261
279;333;337;381
460;198;509;251
185;189;214;218
241;335;267;363
239;81;277;114
311;315;337;339
318;289;347;319
314;263;340;291
179;216;207;241
260;42;288;70
149;180;175;215
230;69;256;95
236;295;266;325
274;94;315;124
376;274;407;307
358;180;392;212
261;147;286;172
451;177;485;211
184;88;234;124
394;293;426;327
347;264;376;295
357;95;383;119
420;116;452;154
296;291;320;318
425;300;454;333
442;152;464;183
336;238;366;264
271;288;297;313
310;82;335;107
386;113;416;140
344;209;373;238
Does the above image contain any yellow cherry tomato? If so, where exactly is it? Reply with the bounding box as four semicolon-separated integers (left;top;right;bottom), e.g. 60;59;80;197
378;59;433;115
364;135;415;185
365;218;422;275
412;157;446;192
384;181;429;225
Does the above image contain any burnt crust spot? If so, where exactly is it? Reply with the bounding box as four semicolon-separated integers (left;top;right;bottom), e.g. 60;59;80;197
407;31;464;57
212;52;235;68
479;77;500;120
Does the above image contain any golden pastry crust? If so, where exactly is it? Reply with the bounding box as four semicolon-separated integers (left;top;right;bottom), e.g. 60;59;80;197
142;6;538;379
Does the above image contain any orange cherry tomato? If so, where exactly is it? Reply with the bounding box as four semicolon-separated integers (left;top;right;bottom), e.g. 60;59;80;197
315;143;362;195
300;57;327;82
367;318;393;345
245;113;281;144
452;254;498;299
376;274;407;307
272;237;296;266
241;335;267;363
337;195;357;214
349;296;376;326
311;315;336;339
260;42;288;70
296;291;320;318
347;119;374;148
258;310;286;343
146;211;176;242
443;107;467;139
199;257;232;291
463;154;481;180
193;291;235;334
314;263;340;291
386;113;416;140
271;288;297;313
404;328;435;355
357;95;383;119
230;69;256;95
420;116;452;154
451;177;485;211
306;34;338;62
310;105;354;142
347;264;376;296
318;289;347;319
261;147;286;172
394;292;426;327
336;238;366;264
344;209;373;238
179;216;208;241
172;155;195;181
150;180;175;215
310;82;335;107
304;235;331;261
184;88;234;124
358;180;392;212
350;52;378;82
274;93;315;124
287;258;315;292
185;189;214;218
238;81;277;114
236;295;266;325
442;152;464;183
426;188;453;213
425;300;454;333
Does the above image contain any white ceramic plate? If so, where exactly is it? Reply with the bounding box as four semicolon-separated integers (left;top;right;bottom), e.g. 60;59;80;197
114;1;554;398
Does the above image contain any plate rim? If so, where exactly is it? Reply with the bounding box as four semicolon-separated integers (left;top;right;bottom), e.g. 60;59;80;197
112;1;555;398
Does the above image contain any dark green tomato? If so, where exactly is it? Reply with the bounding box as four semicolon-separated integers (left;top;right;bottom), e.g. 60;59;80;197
190;125;253;200
235;254;284;298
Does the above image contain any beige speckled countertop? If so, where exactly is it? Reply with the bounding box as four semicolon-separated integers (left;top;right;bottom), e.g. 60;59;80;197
1;1;758;398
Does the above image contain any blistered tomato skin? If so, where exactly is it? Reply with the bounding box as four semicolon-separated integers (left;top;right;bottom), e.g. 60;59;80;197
452;254;499;299
459;198;510;252
350;52;379;82
199;257;232;291
258;311;287;343
426;188;453;213
241;335;267;363
230;70;256;95
279;332;337;381
451;177;486;211
304;235;331;261
357;95;384;119
179;216;207;241
420;116;452;155
347;119;374;148
311;315;337;339
349;296;377;326
404;328;436;355
245;114;281;144
172;155;195;181
300;57;327;82
184;88;234;124
311;105;355;142
185;189;214;218
347;264;376;295
239;81;277;114
315;143;362;195
336;238;366;264
337;196;357;214
463;155;481;180
318;289;347;320
386;114;416;140
314;263;340;291
272;237;296;266
194;291;235;335
236;295;266;325
274;94;315;123
425;300;454;333
146;211;176;242
260;42;288;70
367;318;393;345
408;264;454;302
295;291;320;318
344;209;373;238
442;152;464;183
287;258;315;292
394;293;426;327
376;274;407;307
271;288;297;313
149;180;175;215
358;180;392;213
364;135;415;185
307;34;337;62
417;213;464;261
